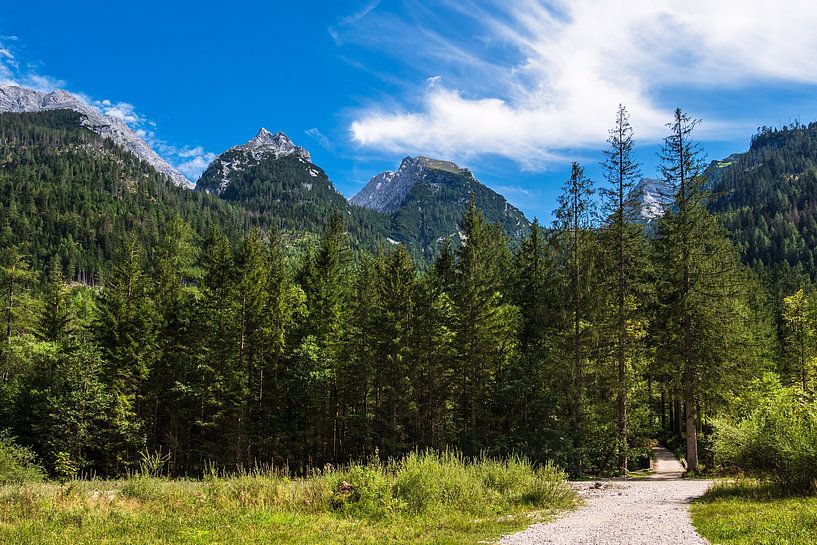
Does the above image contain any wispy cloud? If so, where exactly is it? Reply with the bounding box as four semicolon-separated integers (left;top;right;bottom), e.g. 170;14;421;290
329;0;381;45
0;36;215;181
346;0;817;169
305;127;334;152
137;130;217;180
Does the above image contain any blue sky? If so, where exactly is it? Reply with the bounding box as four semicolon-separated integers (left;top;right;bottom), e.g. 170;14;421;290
3;0;817;220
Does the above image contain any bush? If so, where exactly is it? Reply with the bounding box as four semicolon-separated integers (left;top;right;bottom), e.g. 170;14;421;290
372;450;573;517
713;391;817;493
0;432;43;484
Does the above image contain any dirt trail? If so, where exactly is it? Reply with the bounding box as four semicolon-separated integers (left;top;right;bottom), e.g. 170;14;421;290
501;447;711;545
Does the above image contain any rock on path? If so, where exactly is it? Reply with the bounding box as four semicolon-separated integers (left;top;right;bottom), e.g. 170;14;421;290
501;447;711;545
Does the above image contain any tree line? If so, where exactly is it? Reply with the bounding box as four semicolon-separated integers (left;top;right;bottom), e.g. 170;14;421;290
0;106;800;478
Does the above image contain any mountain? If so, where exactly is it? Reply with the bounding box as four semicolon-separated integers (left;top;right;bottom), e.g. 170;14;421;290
631;177;674;222
0;109;245;280
706;123;817;278
196;129;389;250
197;128;313;196
0;84;191;188
352;156;530;254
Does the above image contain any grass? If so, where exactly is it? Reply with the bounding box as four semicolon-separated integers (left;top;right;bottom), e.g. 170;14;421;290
0;451;577;545
691;480;817;545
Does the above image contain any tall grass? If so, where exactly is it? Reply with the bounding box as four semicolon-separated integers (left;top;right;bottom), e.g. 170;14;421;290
0;450;576;544
0;450;574;518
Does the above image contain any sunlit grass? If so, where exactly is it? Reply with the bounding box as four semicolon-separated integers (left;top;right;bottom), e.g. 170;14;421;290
0;451;577;545
691;480;817;545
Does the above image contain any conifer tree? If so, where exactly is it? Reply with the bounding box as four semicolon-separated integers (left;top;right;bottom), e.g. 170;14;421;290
781;289;817;394
300;211;350;461
94;234;159;471
599;105;650;473
39;261;73;343
653;108;754;471
509;220;569;461
454;196;517;454
373;244;416;456
0;246;37;366
553;163;597;475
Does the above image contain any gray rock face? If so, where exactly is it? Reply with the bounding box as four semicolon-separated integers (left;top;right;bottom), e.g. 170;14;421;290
0;84;191;188
632;177;674;221
238;128;311;162
350;156;467;214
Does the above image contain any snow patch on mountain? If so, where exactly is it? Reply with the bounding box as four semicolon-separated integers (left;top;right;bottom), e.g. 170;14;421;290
632;177;674;221
0;84;192;188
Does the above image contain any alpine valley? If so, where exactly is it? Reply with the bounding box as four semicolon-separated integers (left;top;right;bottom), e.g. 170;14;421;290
0;84;533;272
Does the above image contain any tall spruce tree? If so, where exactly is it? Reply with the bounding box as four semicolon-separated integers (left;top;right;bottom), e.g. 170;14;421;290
373;245;417;456
94;234;159;472
454;196;517;455
553;163;597;475
509;220;569;462
599;105;650;473
653;108;754;471
300;211;350;462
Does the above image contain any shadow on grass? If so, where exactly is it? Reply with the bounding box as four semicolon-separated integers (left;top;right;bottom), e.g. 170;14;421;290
697;479;815;503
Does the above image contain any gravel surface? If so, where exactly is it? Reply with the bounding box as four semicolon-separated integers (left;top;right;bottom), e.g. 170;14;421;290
501;447;711;545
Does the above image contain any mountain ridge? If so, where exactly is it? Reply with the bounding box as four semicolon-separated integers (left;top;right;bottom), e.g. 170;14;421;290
0;84;191;188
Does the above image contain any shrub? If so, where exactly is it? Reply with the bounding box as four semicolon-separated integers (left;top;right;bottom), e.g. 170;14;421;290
329;461;396;518
713;391;817;493
0;431;43;484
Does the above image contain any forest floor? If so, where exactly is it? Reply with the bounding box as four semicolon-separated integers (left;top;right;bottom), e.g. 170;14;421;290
501;447;712;545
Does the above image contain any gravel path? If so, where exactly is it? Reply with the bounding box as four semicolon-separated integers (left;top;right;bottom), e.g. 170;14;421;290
501;447;711;545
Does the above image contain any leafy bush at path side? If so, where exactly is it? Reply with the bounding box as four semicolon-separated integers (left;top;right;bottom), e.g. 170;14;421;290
713;392;817;493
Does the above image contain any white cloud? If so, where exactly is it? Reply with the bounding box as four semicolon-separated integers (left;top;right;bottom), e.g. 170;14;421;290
330;0;381;44
0;36;216;182
348;0;817;168
305;127;334;151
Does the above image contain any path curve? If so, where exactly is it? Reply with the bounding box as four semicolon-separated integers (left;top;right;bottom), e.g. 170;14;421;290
501;447;711;545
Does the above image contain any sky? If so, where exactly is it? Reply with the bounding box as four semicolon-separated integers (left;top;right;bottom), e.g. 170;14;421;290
3;0;817;220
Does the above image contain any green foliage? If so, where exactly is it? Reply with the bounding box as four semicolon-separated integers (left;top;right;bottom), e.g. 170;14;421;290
713;391;817;493
52;452;78;483
0;431;42;484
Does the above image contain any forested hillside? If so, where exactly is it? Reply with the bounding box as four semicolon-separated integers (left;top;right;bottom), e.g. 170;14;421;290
0;110;247;281
3;106;803;481
709;122;817;280
352;156;530;258
196;134;391;253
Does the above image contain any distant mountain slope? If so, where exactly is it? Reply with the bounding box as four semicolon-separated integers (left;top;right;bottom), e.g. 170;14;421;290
352;156;530;256
707;123;817;277
0;110;245;280
0;84;191;188
631;177;674;222
196;129;389;250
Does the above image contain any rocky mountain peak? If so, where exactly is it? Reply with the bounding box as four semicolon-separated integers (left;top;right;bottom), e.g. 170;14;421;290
238;128;311;162
632;177;674;221
351;155;476;214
